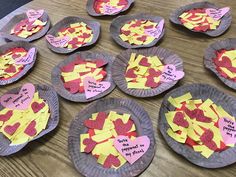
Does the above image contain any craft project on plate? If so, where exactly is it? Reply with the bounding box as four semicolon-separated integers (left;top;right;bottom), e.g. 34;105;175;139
86;0;134;16
0;9;50;42
204;38;236;90
159;84;236;168
46;17;100;54
0;83;59;156
0;41;37;86
112;47;184;97
68;98;155;177
51;51;116;102
169;1;232;37
110;14;165;48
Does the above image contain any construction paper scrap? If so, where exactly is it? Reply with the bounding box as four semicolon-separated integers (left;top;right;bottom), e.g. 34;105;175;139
46;34;70;48
113;135;150;164
15;48;36;65
219;117;236;144
0;83;35;110
84;77;111;99
160;64;184;82
206;7;230;21
144;19;164;39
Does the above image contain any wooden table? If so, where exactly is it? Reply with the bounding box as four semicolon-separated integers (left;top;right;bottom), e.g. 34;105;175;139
0;0;236;176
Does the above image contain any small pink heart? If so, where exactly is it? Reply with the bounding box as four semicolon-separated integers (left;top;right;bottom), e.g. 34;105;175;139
83;77;111;99
46;34;70;48
103;4;122;15
160;64;184;83
24;120;37;137
26;9;44;22
113;135;150;164
0;83;35;110
206;7;230;21
219;117;236;144
144;19;164;39
15;48;36;65
4;122;20;135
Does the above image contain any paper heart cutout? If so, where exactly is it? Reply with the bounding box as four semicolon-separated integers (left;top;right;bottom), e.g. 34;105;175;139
0;83;35;110
15;48;36;65
84;112;107;130
4;122;20;135
114;135;150;164
31;102;45;113
103;154;121;168
160;64;184;82
206;7;230;21
219;117;236;144
83;138;97;153
103;4;122;15
63;79;81;94
113;119;134;135
26;9;44;22
0;110;13;122
125;68;137;78
144;19;164;39
145;76;160;88
61;63;75;72
200;130;217;150
83;77;111;99
4;65;16;73
139;57;151;67
173;112;189;128
24;120;37;136
46;34;70;48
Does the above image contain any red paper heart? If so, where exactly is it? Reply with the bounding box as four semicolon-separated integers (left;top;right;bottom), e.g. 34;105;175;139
139;57;151;67
205;140;217;151
200;129;214;143
149;68;162;77
173;112;189;128
4;122;20;135
61;63;75;72
113;119;134;135
0;110;13;122
64;79;81;94
24;120;37;136
31;102;46;113
83;138;97;153
103;154;120;168
145;76;160;88
4;65;16;73
84;112;107;130
125;68;137;78
96;59;108;68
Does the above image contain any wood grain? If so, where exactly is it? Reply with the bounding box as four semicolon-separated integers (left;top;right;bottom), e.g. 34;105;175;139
0;0;236;176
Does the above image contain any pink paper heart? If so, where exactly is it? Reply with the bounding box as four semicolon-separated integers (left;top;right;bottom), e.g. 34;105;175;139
160;64;184;83
114;135;150;164
103;4;122;15
46;34;70;48
206;7;230;21
26;9;44;22
144;19;164;39
219;117;236;144
83;77;111;99
0;83;35;110
15;48;36;65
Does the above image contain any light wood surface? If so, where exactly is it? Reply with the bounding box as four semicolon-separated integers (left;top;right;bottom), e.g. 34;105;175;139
0;0;236;176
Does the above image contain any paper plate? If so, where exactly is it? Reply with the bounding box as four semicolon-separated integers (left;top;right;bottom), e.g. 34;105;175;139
0;41;37;86
68;97;156;177
86;0;134;17
0;10;50;42
169;1;232;37
159;83;236;168
111;47;184;97
46;16;100;54
51;51;116;102
0;84;59;156
204;38;236;90
110;13;165;48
